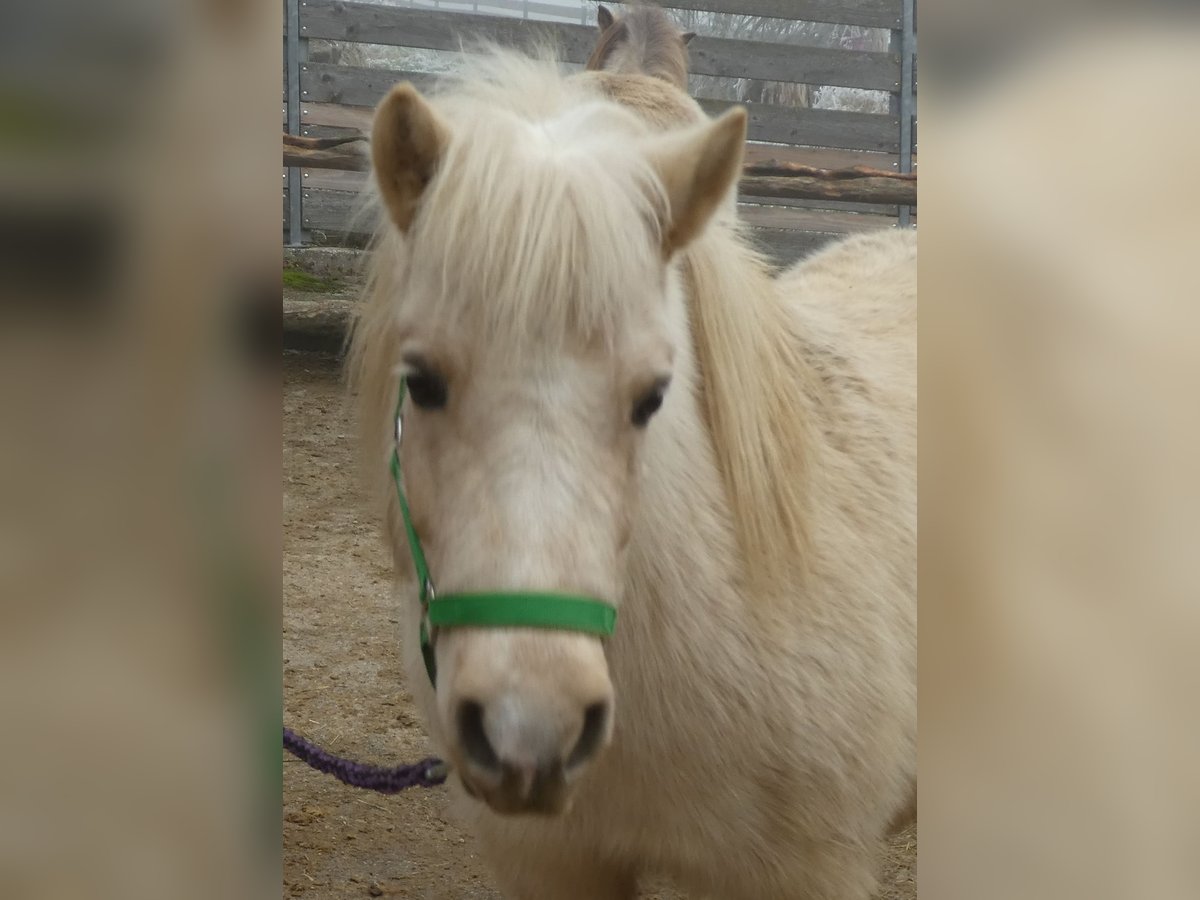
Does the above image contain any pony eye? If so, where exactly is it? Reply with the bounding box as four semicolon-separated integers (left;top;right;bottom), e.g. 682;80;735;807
631;380;669;427
406;371;448;410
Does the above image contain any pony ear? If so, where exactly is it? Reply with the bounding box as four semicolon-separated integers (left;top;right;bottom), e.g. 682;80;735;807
371;82;450;233
643;107;747;256
681;31;697;45
597;5;615;30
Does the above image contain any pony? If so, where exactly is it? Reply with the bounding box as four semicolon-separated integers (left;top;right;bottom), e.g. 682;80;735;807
587;3;695;91
349;48;915;900
586;4;812;112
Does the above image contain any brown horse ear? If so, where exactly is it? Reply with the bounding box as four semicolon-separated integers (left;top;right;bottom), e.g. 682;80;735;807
681;31;696;45
597;5;615;31
371;83;451;233
643;107;747;256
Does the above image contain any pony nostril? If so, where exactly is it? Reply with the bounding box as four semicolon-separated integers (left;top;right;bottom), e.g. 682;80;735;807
457;700;500;772
566;701;611;769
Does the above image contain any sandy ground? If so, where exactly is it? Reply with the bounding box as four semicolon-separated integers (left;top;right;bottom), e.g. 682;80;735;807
283;351;916;899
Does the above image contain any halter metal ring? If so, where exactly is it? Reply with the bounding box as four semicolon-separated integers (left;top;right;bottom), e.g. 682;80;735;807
421;577;437;638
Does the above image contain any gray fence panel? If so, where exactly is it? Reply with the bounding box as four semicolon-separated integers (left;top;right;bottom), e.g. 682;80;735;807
301;63;438;107
300;62;899;152
301;1;899;91
286;0;304;245
897;0;915;225
693;99;897;152
603;0;902;30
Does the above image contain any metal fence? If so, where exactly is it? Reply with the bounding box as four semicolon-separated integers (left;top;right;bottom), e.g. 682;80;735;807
283;0;916;264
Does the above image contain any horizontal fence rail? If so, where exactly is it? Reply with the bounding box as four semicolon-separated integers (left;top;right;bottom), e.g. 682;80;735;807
283;132;915;204
299;61;901;153
300;1;900;91
603;0;903;30
297;99;902;171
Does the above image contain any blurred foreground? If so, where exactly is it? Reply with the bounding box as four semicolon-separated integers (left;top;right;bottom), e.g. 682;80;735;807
1;1;280;898
920;4;1200;899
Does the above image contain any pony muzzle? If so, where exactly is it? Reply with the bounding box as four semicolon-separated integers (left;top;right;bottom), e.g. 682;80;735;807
444;637;615;815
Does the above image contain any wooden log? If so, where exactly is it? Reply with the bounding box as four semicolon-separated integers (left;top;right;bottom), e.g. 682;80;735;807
283;136;917;207
283;133;361;151
283;133;368;171
744;162;916;181
740;171;916;206
284;144;368;171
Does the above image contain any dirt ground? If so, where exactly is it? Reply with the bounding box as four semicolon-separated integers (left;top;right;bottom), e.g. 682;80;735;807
283;351;916;899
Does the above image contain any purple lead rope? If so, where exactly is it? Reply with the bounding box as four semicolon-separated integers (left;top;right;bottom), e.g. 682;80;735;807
284;727;448;793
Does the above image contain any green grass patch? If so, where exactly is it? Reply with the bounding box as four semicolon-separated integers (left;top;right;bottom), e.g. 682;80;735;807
283;268;342;293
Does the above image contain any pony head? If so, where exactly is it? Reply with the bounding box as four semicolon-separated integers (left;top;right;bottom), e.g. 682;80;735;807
361;62;745;815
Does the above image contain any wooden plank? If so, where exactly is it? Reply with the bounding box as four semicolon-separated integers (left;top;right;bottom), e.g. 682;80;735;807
687;38;897;92
302;189;367;241
302;102;373;131
299;1;598;62
303;168;369;192
742;195;899;216
300;64;436;109
738;204;892;233
697;98;897;153
464;0;901;29
300;124;363;142
743;142;896;171
302;63;898;152
469;0;601;21
302;188;831;266
746;228;840;266
300;1;899;91
605;0;901;30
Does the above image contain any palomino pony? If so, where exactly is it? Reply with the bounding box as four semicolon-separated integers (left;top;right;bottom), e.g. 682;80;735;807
587;4;695;91
350;49;915;900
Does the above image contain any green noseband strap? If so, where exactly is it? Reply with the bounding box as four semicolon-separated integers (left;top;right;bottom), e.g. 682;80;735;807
390;378;618;686
428;593;617;633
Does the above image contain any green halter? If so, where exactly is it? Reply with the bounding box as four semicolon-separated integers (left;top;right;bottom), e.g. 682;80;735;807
389;378;618;685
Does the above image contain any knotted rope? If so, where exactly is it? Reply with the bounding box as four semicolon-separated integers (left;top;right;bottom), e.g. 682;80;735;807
283;727;447;793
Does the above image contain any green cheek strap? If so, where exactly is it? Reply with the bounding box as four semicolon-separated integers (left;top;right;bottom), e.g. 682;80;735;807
389;378;617;686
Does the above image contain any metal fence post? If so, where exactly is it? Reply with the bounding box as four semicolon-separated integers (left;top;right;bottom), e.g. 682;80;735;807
285;0;307;246
895;0;916;227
